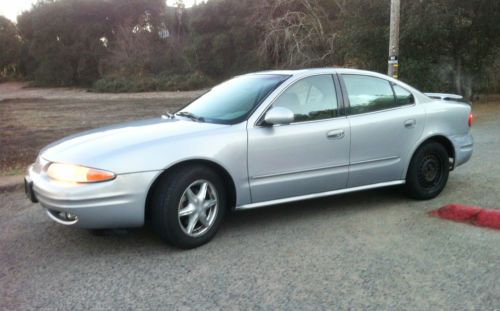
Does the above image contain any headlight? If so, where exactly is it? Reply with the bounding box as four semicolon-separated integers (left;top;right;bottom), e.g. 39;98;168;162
47;163;115;183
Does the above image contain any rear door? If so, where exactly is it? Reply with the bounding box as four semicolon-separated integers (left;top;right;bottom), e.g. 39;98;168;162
247;74;350;203
339;74;425;187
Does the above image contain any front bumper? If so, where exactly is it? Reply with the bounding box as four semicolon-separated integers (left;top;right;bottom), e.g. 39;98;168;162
26;163;160;229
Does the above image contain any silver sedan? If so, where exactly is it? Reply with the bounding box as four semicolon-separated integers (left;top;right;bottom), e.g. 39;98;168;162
25;68;474;248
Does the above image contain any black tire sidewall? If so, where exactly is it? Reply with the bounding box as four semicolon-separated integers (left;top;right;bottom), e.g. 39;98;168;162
406;142;450;200
151;165;226;249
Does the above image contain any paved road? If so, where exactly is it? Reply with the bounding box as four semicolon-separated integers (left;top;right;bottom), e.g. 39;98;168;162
1;106;499;310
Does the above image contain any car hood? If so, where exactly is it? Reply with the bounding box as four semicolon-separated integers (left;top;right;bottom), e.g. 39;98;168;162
40;117;227;169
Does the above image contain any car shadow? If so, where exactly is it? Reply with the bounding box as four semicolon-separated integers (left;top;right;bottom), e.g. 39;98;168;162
37;186;412;255
221;186;409;232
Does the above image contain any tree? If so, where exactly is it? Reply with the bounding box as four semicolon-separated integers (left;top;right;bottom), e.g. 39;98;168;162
328;0;500;96
17;0;113;85
400;0;500;95
16;0;169;85
186;0;266;78
8;0;500;95
258;0;337;68
333;0;390;72
0;16;21;78
103;0;171;76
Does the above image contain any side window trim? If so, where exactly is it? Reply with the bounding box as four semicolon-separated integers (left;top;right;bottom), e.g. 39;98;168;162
256;74;343;126
332;74;346;117
337;73;351;116
389;82;397;102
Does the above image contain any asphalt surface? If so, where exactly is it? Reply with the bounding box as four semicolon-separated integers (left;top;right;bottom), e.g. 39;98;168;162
1;106;499;310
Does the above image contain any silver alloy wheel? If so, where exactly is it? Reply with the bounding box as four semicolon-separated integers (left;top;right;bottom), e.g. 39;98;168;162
178;179;219;237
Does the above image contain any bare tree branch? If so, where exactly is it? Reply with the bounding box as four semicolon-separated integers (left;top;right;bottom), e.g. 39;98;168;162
258;0;337;68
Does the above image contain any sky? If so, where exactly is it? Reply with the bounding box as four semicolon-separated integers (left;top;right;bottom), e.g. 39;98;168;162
0;0;35;21
0;0;200;22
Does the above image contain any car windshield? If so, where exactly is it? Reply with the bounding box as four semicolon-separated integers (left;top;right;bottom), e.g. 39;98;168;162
177;74;290;124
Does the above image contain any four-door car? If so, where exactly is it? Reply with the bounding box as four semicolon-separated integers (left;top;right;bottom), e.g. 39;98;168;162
25;68;473;248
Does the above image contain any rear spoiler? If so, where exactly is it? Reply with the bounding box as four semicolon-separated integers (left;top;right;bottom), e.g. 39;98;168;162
424;93;470;104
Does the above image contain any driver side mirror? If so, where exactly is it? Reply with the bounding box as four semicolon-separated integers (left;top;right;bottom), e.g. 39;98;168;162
263;107;294;125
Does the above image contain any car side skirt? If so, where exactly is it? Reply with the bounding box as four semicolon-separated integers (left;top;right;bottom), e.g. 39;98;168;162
236;180;405;210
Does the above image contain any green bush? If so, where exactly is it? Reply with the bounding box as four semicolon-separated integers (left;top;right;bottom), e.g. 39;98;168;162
91;73;213;93
33;58;74;86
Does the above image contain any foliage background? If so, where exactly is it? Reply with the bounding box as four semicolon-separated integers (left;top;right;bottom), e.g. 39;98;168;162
0;0;499;96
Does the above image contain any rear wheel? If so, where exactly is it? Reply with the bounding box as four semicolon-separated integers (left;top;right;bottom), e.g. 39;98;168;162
151;165;226;249
405;142;450;200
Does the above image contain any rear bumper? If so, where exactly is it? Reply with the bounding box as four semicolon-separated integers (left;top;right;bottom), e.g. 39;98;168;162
451;133;474;168
26;164;160;229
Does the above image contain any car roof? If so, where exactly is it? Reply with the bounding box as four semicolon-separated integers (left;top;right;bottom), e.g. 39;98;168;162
252;67;389;77
249;67;431;103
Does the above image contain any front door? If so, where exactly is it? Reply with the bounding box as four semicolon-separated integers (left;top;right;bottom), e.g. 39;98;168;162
247;74;350;203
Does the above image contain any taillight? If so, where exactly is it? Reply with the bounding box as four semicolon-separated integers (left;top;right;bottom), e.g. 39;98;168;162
468;113;473;127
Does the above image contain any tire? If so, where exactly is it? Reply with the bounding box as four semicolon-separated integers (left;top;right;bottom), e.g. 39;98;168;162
405;142;450;200
150;165;226;249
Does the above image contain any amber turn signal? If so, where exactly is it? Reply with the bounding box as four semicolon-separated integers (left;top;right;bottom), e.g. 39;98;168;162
47;163;115;183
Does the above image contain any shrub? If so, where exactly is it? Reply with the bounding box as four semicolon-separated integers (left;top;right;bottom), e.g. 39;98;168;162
91;72;213;93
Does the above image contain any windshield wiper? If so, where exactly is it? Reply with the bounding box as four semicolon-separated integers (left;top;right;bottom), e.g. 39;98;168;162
161;112;175;119
175;111;205;122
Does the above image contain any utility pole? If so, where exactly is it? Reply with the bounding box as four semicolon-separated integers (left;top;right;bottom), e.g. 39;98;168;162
388;0;400;79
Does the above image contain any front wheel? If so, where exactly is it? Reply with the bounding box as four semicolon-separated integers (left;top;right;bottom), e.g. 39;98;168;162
151;165;226;249
405;142;450;200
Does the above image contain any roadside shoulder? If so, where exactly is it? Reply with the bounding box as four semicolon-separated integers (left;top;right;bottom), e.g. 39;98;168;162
0;175;23;192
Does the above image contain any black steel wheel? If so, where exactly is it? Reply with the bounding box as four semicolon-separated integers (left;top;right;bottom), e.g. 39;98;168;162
405;142;450;200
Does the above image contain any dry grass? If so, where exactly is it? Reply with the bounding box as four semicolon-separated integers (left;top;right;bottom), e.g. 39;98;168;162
0;83;199;175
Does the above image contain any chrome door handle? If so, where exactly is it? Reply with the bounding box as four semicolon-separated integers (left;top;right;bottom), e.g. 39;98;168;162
327;129;345;139
404;119;416;128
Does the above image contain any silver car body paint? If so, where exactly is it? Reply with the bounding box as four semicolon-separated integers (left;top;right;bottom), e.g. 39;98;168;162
27;68;473;228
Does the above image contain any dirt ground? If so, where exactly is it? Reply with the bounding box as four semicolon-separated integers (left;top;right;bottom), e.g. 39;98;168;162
0;82;203;175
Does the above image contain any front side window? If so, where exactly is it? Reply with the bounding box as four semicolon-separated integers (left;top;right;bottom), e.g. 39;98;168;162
342;75;397;115
273;75;338;122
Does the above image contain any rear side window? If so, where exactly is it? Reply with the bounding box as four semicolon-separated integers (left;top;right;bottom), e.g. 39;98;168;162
342;75;396;115
393;84;415;106
273;75;338;122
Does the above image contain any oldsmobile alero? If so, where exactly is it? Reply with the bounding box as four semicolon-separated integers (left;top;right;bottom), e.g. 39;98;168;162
25;68;474;248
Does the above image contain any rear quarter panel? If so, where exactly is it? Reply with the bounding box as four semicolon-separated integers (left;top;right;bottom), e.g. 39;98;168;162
403;100;472;177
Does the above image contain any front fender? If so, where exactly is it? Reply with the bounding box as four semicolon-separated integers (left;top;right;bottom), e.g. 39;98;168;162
94;122;251;206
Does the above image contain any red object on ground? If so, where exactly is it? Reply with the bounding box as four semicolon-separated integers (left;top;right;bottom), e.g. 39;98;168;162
431;204;500;230
475;209;500;230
